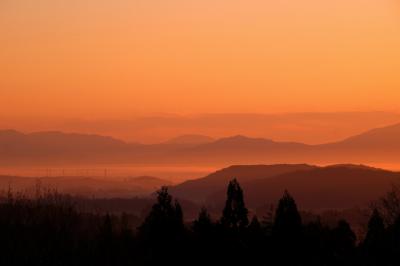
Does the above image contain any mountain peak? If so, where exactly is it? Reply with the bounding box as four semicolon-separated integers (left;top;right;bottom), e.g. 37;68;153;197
335;122;400;148
215;135;274;143
0;129;24;135
164;134;214;145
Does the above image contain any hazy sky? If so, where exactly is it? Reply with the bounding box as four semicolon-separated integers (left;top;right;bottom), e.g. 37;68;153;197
1;0;400;119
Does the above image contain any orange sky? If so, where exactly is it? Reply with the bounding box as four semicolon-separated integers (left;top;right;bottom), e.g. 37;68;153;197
1;0;400;119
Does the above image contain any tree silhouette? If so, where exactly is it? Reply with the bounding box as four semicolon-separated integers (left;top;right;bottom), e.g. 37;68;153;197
193;207;213;234
191;207;219;265
364;210;385;245
97;214;115;266
138;186;184;239
261;204;275;234
220;179;249;229
302;218;327;265
385;216;400;264
137;186;185;264
272;190;303;264
379;184;400;225
361;209;386;265
273;190;302;238
3;180;400;265
246;215;265;265
248;215;262;234
330;220;356;265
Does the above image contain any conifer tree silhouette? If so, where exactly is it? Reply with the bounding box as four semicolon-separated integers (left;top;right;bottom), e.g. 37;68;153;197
220;179;249;229
364;209;385;249
137;187;186;264
331;220;356;265
385;216;400;264
248;215;262;233
273;190;302;238
272;190;302;264
138;186;184;239
97;214;114;266
362;209;386;265
193;207;213;234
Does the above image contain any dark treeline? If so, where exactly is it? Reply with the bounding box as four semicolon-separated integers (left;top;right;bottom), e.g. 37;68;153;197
1;180;400;266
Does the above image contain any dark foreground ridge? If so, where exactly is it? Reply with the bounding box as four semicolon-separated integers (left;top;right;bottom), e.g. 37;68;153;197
1;180;400;266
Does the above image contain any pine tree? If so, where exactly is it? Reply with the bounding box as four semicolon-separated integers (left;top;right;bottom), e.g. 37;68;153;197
97;213;114;265
99;213;113;245
362;209;386;265
193;207;213;234
272;190;303;264
385;216;400;264
137;187;186;264
331;220;356;264
364;209;385;249
138;187;184;239
248;215;262;233
273;190;302;238
174;200;184;232
220;179;249;229
261;204;275;234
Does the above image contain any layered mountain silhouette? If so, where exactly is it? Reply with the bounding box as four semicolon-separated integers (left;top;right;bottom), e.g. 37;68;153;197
170;164;400;210
11;111;398;144
0;123;400;165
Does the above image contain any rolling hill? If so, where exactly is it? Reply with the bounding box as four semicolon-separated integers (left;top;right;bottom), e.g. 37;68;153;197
168;164;316;202
171;164;400;210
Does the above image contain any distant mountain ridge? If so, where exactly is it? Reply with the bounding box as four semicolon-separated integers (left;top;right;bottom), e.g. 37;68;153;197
163;134;214;146
7;111;397;145
0;129;129;150
326;123;400;149
0;122;400;165
0;130;136;164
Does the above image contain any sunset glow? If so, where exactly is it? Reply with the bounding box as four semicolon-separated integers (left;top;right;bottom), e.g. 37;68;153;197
1;0;400;119
3;2;400;264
